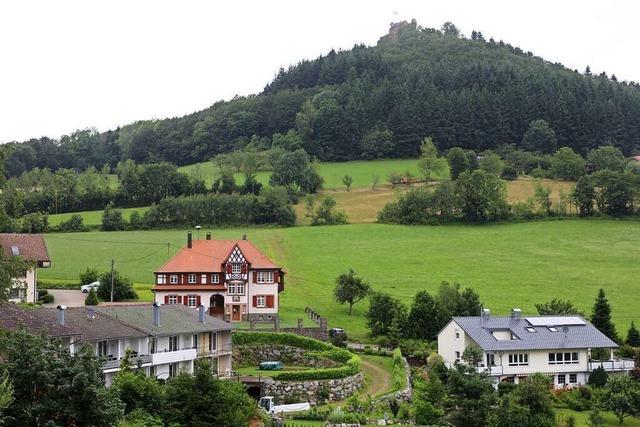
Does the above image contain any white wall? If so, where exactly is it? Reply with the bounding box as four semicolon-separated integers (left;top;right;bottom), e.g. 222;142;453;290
438;320;468;365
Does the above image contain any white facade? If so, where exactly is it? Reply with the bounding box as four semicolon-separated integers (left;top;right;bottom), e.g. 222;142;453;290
438;319;630;388
9;267;37;304
87;330;233;387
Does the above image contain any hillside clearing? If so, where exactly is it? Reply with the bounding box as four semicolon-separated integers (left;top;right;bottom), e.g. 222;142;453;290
41;220;640;342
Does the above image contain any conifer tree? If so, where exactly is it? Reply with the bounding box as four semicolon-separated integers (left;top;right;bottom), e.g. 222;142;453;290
590;289;618;342
626;321;640;347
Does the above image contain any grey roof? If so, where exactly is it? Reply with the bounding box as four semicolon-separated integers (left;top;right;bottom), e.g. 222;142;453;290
94;304;232;336
452;315;618;351
0;303;80;338
39;307;148;342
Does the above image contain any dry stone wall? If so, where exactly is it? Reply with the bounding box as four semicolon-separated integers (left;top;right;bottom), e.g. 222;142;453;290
264;372;364;405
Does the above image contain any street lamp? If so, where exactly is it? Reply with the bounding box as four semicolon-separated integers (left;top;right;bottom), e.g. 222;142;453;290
195;225;202;240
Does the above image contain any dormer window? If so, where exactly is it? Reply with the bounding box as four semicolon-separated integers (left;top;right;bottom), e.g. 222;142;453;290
232;264;241;274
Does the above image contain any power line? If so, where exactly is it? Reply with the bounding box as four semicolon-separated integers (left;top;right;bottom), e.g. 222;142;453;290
45;235;168;246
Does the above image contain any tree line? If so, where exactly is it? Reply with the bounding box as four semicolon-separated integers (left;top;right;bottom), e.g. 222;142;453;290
3;21;640;177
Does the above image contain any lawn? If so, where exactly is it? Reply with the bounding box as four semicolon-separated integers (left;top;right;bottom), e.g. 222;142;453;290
178;158;434;190
48;206;150;227
555;405;640;426
41;220;640;342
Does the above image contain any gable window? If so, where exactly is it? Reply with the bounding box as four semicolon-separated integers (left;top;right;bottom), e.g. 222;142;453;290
232;264;242;274
557;374;566;385
201;274;207;284
188;274;197;284
455;330;460;340
211;274;220;283
168;295;178;304
169;336;179;352
170;275;178;284
157;274;166;284
187;295;197;308
257;271;274;284
256;295;266;308
508;353;529;366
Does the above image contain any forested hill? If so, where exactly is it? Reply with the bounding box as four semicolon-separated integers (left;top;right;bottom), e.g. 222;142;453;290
4;21;640;176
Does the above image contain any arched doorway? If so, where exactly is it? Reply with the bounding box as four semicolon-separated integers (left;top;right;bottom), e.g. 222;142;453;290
209;294;225;319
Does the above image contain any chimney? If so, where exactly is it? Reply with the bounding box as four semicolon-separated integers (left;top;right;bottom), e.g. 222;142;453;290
153;302;161;326
198;304;206;323
480;308;490;326
187;232;192;249
242;233;247;240
206;232;211;240
511;308;522;320
56;305;67;325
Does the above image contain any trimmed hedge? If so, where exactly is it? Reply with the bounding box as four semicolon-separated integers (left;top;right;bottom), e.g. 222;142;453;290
37;280;79;290
392;348;405;391
232;331;361;381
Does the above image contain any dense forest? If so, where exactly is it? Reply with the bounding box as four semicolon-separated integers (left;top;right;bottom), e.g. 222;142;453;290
3;20;640;177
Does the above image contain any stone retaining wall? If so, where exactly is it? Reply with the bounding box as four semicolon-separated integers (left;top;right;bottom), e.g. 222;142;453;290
233;344;339;368
264;372;364;405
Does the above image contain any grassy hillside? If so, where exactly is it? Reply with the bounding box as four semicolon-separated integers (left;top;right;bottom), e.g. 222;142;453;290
47;206;149;227
41;220;640;342
178;158;433;189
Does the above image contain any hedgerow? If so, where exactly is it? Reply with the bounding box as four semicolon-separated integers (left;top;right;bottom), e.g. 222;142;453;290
392;348;406;391
232;331;361;381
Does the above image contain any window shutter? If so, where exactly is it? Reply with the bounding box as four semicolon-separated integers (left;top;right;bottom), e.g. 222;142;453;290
226;263;232;273
253;271;258;283
164;295;169;304
241;263;247;274
266;295;274;308
252;296;257;307
183;296;189;306
177;296;182;304
274;271;279;283
196;295;201;306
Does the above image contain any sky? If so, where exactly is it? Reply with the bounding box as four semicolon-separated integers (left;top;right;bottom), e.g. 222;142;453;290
1;0;639;143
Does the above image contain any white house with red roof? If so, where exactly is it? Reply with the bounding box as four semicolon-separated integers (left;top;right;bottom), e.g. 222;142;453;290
152;232;284;322
0;233;51;303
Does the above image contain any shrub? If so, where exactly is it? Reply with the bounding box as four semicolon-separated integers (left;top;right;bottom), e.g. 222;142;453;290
101;202;127;231
56;214;88;232
19;212;49;233
560;385;593;411
80;268;99;286
97;270;137;301
501;164;518;180
39;293;54;304
85;288;99;306
616;344;636;359
497;381;517;396
587;366;608;387
37;289;48;298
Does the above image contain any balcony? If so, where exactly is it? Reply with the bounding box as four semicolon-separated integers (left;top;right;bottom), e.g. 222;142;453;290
476;365;504;375
197;344;233;358
151;348;197;365
588;359;635;372
101;354;152;372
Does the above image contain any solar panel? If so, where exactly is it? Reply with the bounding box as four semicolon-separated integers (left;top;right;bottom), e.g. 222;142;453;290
525;316;585;326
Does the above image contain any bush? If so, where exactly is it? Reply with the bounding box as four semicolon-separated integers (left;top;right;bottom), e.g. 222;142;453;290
588;366;608;387
560;385;593;411
497;381;517;396
97;270;137;301
19;212;48;233
616;344;636;359
56;214;88;232
36;280;78;290
101;202;127;231
85;288;99;306
501;164;518;180
39;293;54;304
80;268;99;286
37;289;48;298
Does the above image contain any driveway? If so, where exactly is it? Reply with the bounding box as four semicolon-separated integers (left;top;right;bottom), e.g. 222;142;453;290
43;289;86;307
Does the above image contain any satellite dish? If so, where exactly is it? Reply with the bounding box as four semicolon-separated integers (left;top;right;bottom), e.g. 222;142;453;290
562;326;569;334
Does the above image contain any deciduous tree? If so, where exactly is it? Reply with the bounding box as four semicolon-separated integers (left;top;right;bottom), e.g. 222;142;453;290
334;269;371;315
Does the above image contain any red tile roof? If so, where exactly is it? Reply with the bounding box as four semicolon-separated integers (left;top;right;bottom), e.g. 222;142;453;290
155;239;279;273
0;233;50;263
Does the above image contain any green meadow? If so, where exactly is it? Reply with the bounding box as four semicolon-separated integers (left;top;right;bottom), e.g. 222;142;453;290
41;220;640;342
47;206;150;227
178;158;435;189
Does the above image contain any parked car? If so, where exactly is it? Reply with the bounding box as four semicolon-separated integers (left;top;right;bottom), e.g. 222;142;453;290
329;327;346;338
81;281;100;293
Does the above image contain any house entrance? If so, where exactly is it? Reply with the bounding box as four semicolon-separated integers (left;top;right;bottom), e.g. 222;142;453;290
209;294;225;319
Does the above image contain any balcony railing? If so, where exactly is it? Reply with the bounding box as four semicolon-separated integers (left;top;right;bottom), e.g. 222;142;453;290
588;359;635;372
101;354;151;371
196;344;233;358
476;365;504;375
151;348;197;365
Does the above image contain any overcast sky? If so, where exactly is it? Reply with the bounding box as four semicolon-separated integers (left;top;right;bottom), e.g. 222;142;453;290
1;0;639;143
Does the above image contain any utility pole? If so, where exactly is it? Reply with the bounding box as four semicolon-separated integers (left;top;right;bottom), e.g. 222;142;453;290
110;259;115;303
